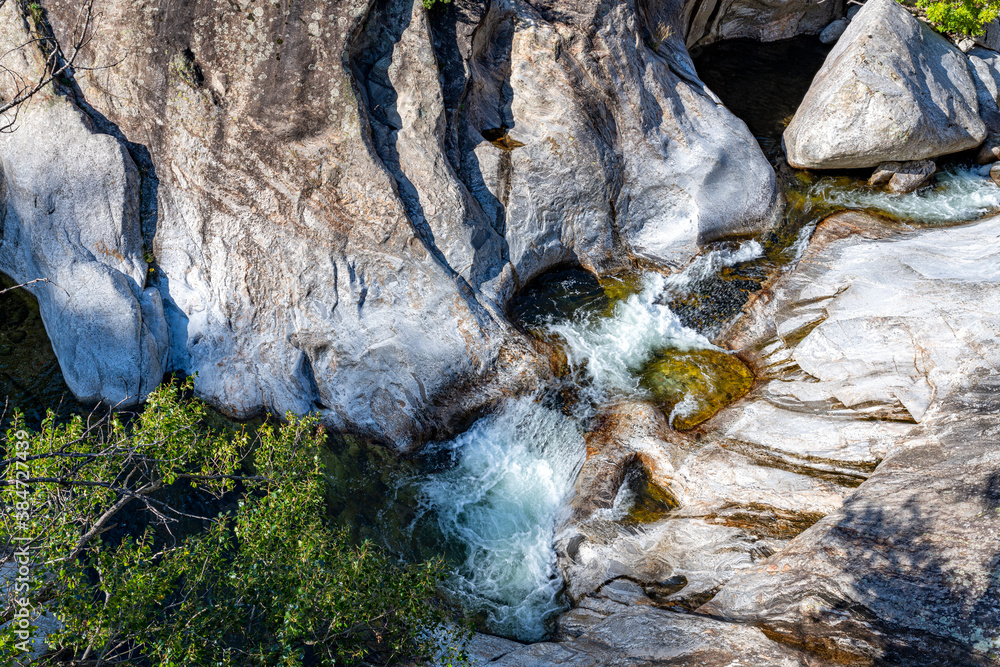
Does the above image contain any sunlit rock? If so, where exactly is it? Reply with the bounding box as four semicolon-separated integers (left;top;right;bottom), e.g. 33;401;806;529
785;0;985;169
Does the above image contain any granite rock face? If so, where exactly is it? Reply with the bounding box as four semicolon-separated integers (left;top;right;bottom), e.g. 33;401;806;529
0;0;781;444
0;2;167;406
512;211;1000;664
484;607;815;666
784;0;986;169
701;212;1000;665
685;0;845;48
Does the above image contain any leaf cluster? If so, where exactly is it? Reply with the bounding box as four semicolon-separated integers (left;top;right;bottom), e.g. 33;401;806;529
910;0;1000;36
0;381;465;666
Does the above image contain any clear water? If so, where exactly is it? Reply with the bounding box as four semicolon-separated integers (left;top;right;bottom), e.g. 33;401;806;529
805;166;1000;225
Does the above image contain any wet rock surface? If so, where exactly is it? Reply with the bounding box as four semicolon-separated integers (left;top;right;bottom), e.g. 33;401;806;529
699;211;1000;664
869;159;937;194
485;607;816;666
785;0;986;169
485;210;1000;664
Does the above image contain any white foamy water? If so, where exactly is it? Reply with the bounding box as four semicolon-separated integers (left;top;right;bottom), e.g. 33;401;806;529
547;241;763;400
412;240;763;641
808;166;1000;224
416;396;585;641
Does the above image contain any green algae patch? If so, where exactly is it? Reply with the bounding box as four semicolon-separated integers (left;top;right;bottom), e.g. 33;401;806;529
625;468;679;525
598;272;643;315
640;348;754;430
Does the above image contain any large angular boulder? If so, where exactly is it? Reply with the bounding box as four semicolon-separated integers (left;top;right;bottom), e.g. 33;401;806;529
0;2;167;407
784;0;986;169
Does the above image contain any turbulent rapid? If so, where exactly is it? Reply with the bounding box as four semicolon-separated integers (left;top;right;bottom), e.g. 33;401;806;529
410;241;765;640
414;398;584;641
805;166;1000;224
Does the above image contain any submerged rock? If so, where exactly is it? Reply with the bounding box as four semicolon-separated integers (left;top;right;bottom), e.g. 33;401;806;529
640;348;754;429
784;0;986;169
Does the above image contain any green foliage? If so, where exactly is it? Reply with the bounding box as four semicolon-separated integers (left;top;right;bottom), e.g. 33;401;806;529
910;0;1000;36
421;0;452;10
25;2;44;27
0;381;465;666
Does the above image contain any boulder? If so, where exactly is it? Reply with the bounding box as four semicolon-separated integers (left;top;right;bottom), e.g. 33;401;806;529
784;0;986;169
974;19;1000;51
990;163;1000;185
869;161;901;186
976;140;1000;164
0;1;167;407
818;18;849;44
488;607;816;666
967;46;1000;163
868;159;936;193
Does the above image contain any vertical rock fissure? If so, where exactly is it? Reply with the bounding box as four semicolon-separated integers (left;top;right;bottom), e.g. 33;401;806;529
349;0;505;331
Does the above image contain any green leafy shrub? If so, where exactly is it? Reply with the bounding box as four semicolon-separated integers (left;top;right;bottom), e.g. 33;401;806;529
0;381;465;666
912;0;1000;36
422;0;452;10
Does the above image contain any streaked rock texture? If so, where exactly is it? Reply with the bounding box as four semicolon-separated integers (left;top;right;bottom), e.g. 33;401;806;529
0;0;780;445
0;2;167;406
784;0;986;169
486;607;816;666
527;210;1000;664
701;211;1000;665
685;0;845;48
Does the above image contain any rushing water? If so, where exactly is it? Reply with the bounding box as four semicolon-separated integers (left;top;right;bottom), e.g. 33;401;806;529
7;30;1000;647
413;397;584;641
802;166;1000;224
411;241;768;640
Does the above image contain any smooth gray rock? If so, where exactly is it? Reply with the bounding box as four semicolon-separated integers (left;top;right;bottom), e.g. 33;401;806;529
872;159;937;193
465;632;524;665
785;0;986;169
707;212;1000;665
490;607;815;666
974;19;1000;51
818;18;849;44
869;161;901;185
968;47;1000;133
0;2;166;407
24;0;780;444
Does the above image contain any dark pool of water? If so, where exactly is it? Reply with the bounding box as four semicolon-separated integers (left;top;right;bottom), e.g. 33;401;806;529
0;274;81;427
692;36;831;149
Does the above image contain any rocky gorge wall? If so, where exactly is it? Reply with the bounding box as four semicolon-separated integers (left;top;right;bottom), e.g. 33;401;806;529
0;0;786;447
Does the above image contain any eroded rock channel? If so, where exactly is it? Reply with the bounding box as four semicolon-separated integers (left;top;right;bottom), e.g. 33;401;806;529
3;0;1000;664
